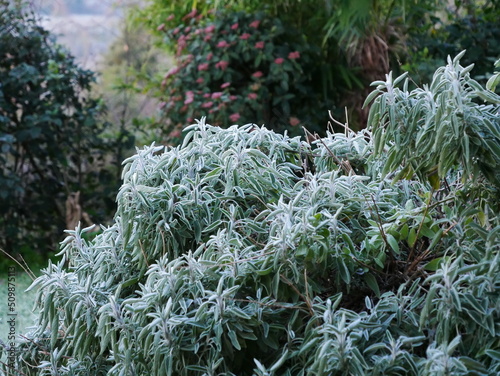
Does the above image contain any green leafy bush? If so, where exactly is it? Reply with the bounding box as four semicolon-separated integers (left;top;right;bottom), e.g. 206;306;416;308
0;2;125;265
6;56;500;375
154;10;326;141
402;0;500;88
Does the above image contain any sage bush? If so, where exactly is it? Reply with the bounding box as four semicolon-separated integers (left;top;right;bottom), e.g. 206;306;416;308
6;55;500;375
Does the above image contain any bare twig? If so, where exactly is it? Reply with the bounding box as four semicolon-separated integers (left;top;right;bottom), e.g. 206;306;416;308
280;274;314;317
0;248;36;282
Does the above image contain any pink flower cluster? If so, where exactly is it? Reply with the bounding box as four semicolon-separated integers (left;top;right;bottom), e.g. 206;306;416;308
165;66;179;79
215;60;229;70
182;9;197;21
184;91;195;105
217;40;230;48
229;113;240;122
198;63;209;71
289;117;300;126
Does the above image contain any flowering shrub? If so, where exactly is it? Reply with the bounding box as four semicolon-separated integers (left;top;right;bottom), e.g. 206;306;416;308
156;10;322;141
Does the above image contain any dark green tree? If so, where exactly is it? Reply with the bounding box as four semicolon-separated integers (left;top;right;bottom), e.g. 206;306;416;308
0;1;118;266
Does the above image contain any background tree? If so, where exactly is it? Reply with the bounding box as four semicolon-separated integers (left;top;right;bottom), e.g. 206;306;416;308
0;1;120;267
401;0;500;90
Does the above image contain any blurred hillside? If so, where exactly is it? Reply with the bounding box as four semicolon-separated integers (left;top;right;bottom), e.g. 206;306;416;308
34;0;128;69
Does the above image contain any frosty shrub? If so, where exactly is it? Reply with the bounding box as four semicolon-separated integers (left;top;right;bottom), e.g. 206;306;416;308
5;55;500;375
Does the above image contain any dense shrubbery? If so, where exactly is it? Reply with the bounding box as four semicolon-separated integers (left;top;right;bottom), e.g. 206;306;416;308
0;2;126;266
135;0;500;137
401;0;500;89
6;56;500;375
150;9;330;141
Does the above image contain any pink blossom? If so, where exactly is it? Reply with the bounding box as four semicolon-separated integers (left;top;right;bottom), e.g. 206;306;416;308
203;93;210;98
205;25;216;33
180;105;188;113
249;20;260;28
217;40;230;48
221;82;231;89
198;63;209;71
185;26;191;33
157;23;165;31
167;14;175;21
240;33;251;40
202;101;213;108
187;117;193;123
169;129;182;138
289;117;300;126
229;113;241;122
252;71;263;78
288;51;300;59
274;57;285;64
184;97;194;105
215;60;229;70
229;95;238;101
173;28;180;35
206;52;213;61
247;93;258;100
165;66;179;79
211;92;223;99
159;101;167;109
196;77;204;84
204;34;212;42
183;9;197;21
255;41;265;49
231;23;239;30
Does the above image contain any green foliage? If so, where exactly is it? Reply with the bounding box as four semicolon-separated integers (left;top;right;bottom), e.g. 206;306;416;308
155;10;325;139
96;7;167;157
402;0;500;88
365;51;500;187
0;2;121;265
136;0;366;133
487;58;500;92
8;56;500;375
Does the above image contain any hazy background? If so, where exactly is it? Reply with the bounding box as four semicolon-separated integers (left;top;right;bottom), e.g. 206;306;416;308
33;0;132;69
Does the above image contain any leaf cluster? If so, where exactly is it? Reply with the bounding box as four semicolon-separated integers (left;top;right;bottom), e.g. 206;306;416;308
365;51;500;188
